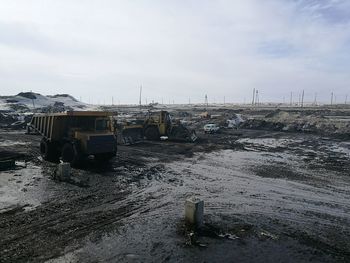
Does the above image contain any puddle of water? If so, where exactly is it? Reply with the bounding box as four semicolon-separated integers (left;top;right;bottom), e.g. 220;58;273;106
0;163;47;211
0;140;29;147
328;142;350;156
237;138;303;148
324;116;350;121
237;137;350;159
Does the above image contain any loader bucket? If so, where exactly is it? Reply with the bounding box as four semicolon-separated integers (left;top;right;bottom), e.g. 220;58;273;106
117;127;143;145
169;126;197;143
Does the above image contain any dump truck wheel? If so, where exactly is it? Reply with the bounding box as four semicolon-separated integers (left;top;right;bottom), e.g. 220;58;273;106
95;152;116;162
145;126;160;141
40;138;59;161
61;143;80;165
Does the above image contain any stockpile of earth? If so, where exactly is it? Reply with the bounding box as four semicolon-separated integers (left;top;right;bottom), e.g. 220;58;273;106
240;109;350;139
0;92;91;129
0;92;88;114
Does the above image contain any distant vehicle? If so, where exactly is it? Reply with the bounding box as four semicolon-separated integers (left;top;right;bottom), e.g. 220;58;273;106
204;123;220;134
200;111;211;119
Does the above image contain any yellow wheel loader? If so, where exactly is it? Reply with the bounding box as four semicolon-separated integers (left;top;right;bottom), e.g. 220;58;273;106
119;111;197;143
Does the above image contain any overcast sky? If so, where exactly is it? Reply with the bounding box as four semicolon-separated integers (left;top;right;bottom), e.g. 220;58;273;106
0;0;349;104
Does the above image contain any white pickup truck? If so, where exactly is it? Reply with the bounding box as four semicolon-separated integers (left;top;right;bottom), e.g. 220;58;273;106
204;123;220;134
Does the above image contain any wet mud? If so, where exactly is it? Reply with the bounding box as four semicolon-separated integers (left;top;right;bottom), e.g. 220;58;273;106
0;128;349;262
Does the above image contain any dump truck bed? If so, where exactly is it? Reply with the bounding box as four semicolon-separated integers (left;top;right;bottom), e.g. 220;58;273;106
28;111;113;141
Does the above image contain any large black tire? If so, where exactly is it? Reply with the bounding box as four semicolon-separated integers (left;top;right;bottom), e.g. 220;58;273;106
94;152;116;162
61;143;81;165
40;138;59;162
144;126;160;141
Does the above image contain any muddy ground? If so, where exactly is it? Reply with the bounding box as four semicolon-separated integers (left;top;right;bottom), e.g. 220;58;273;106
0;125;350;262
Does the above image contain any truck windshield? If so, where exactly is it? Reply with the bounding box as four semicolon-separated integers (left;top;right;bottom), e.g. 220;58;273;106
96;119;109;131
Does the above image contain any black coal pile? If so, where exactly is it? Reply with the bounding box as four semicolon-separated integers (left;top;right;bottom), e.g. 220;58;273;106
40;102;73;113
0;113;17;127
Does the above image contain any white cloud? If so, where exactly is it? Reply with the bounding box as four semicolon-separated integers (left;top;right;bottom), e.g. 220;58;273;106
0;0;349;103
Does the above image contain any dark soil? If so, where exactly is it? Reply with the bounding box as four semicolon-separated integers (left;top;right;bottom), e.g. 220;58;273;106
0;126;349;263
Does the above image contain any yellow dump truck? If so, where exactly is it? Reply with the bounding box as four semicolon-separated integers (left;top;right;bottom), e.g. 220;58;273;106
27;111;117;164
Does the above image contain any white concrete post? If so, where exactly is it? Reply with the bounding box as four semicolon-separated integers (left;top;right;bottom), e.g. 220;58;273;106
185;197;204;227
58;162;71;180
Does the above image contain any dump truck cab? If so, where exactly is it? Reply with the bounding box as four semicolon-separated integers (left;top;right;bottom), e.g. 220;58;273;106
72;117;115;155
27;111;117;165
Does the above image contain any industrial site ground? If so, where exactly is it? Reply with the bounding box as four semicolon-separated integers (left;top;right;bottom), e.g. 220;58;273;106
0;106;350;263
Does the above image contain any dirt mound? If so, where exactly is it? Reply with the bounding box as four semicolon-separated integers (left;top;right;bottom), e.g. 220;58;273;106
48;94;79;102
265;109;294;120
40;102;73;113
0;113;17;126
17;92;37;100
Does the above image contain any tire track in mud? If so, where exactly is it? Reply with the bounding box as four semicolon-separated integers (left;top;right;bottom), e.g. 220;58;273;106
0;189;140;262
0;150;162;262
0;142;181;262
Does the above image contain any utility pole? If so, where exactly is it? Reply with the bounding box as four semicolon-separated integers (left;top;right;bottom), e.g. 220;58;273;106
345;94;348;104
301;90;304;108
139;85;142;110
331;92;333;105
252;88;255;105
189;98;191;105
112;96;114;106
255;90;259;106
205;94;208;107
313;93;317;106
290;92;293;106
